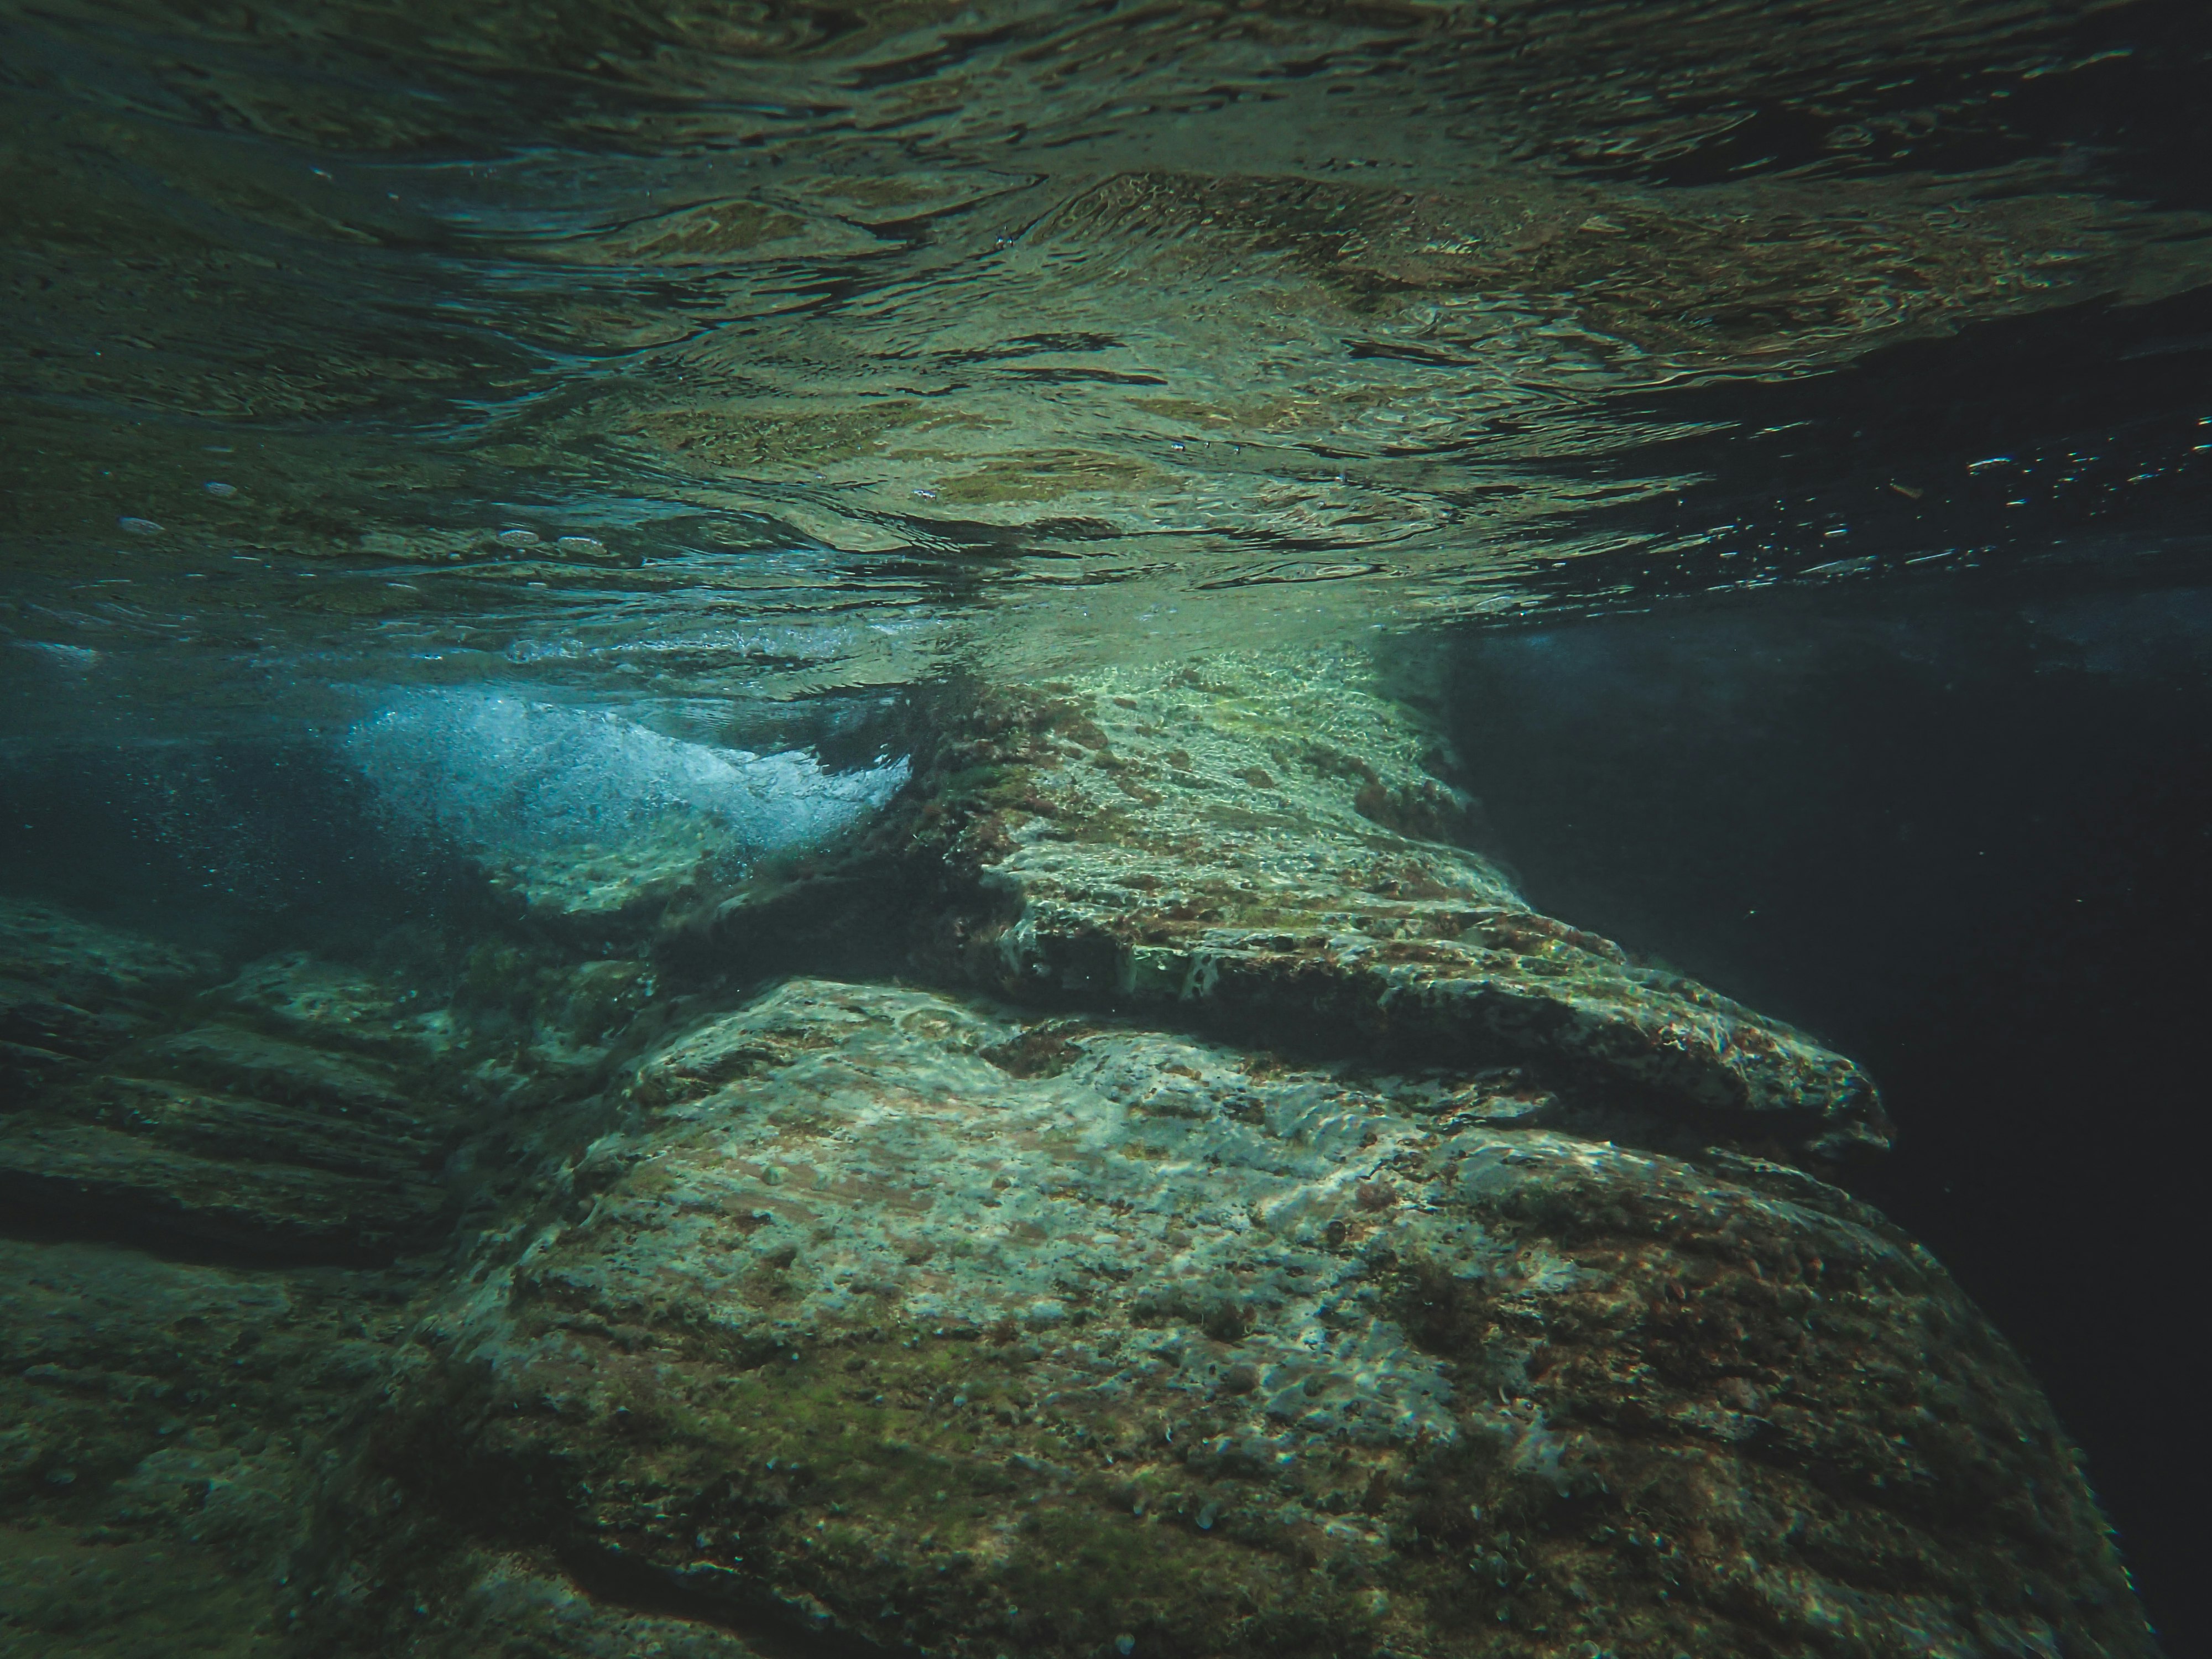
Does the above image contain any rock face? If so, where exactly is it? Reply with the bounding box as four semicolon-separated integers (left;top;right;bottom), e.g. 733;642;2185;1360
0;898;213;1092
364;977;2142;1659
0;921;464;1263
896;654;1886;1159
0;652;2159;1658
0;1234;418;1658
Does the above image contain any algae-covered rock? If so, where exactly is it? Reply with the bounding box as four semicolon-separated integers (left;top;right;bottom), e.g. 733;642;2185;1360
0;951;464;1263
296;1540;780;1659
906;652;1886;1160
0;898;216;1094
0;650;2158;1657
362;977;2146;1659
0;1118;448;1264
0;1235;418;1658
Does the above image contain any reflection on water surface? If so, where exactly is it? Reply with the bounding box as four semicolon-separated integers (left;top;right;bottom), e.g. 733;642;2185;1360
8;0;2210;694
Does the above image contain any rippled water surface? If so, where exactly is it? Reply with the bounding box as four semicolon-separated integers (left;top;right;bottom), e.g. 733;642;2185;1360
5;0;2211;1650
9;0;2211;716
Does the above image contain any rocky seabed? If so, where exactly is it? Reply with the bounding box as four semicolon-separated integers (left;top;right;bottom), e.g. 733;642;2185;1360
0;652;2157;1658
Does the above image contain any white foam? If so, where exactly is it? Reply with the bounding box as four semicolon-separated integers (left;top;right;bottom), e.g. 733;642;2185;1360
345;687;906;859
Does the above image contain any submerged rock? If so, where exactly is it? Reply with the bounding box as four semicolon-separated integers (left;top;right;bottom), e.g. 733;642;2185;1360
902;653;1886;1160
0;948;462;1263
0;898;215;1092
0;1235;416;1657
360;977;2143;1659
0;649;2158;1657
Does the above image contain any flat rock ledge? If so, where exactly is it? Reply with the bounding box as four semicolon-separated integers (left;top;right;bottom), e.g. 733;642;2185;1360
881;654;1886;1161
362;979;2146;1659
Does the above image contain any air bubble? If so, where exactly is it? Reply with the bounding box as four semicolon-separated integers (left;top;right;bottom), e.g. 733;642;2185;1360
497;528;541;547
118;516;163;535
204;481;237;498
555;535;606;555
343;688;910;859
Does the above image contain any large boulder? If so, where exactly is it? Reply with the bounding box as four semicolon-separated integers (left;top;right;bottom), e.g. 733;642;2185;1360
364;977;2147;1659
0;653;2157;1657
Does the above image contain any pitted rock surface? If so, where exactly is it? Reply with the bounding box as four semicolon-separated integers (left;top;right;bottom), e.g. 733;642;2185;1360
377;978;2145;1659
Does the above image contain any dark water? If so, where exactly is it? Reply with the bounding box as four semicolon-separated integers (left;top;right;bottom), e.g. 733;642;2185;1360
1445;580;2212;1650
4;0;2210;1652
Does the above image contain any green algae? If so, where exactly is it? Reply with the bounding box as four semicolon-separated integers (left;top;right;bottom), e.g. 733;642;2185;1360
0;1526;281;1658
304;952;2145;1658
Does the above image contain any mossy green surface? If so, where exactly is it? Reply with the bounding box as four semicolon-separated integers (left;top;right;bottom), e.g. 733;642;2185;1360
0;1525;281;1657
362;977;2147;1659
906;653;1888;1159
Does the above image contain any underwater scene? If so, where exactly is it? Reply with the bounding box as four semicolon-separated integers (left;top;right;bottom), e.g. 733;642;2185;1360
2;1;2207;1654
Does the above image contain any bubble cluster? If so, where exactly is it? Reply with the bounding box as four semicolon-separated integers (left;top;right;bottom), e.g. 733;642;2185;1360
343;687;909;859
